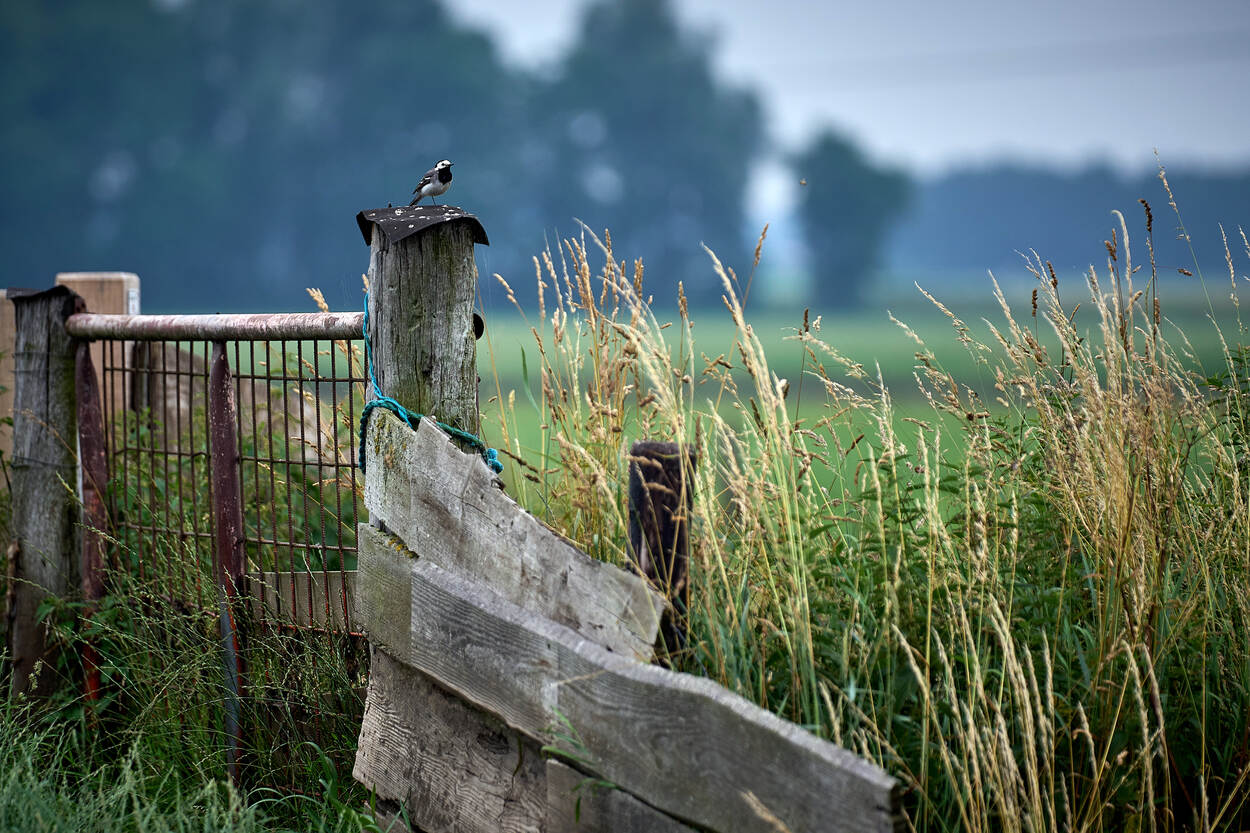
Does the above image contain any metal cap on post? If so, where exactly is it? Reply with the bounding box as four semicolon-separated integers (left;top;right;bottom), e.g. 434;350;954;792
357;204;489;437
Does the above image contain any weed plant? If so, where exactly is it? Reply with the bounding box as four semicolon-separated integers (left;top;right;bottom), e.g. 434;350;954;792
484;188;1250;831
0;305;378;831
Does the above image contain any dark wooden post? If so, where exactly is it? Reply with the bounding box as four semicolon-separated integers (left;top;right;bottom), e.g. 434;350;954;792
6;285;81;697
628;441;696;659
363;210;486;434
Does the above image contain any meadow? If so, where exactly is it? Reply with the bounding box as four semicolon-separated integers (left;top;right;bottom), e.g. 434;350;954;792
1;193;1248;831
476;205;1250;831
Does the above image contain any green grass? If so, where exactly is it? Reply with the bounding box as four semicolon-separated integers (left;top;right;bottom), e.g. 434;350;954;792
0;703;389;833
480;212;1250;831
478;273;1243;505
3;195;1247;832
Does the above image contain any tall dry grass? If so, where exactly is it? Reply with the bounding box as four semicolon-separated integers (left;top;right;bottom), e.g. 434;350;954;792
484;190;1250;831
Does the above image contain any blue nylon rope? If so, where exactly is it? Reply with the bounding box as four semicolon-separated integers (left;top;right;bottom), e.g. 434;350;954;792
357;294;502;475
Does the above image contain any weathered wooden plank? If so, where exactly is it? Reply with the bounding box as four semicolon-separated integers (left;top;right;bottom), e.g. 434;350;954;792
353;649;547;833
353;525;416;654
546;760;697;833
245;570;356;632
404;559;902;833
364;412;662;659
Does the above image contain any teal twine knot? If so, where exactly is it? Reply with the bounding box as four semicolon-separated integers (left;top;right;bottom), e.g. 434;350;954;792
357;293;503;475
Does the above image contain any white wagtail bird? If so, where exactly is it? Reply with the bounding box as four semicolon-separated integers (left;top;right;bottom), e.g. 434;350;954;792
409;159;453;205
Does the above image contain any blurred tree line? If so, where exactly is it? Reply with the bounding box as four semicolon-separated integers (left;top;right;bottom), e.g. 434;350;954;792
0;0;906;313
888;164;1250;283
5;0;1245;314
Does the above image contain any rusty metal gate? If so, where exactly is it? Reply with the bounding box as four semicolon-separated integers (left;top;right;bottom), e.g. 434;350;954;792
65;310;367;785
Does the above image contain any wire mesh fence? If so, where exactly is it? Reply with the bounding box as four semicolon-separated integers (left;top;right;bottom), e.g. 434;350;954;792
69;312;369;788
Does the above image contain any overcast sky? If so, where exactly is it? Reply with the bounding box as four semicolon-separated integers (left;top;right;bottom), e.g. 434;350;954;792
447;0;1250;181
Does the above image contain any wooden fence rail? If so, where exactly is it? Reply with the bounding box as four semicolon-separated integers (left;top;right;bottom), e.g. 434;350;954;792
352;410;902;833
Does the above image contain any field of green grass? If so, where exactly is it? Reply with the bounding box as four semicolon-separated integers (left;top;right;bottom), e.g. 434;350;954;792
477;275;1245;496
2;200;1248;831
473;221;1250;831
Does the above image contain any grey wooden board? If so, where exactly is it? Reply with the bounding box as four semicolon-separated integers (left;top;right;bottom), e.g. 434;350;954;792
355;525;415;655
8;286;80;697
403;559;902;833
245;570;355;632
546;760;697;833
354;649;547;833
363;411;663;659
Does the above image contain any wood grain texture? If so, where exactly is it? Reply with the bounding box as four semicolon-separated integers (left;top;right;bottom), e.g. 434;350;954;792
366;219;479;434
405;560;902;833
354;649;547;833
354;525;414;655
0;289;14;458
364;412;662;660
545;760;696;833
7;286;81;697
55;272;139;426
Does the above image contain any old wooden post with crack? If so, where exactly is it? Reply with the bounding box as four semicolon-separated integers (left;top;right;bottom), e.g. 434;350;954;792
5;286;81;697
354;205;515;829
359;205;488;429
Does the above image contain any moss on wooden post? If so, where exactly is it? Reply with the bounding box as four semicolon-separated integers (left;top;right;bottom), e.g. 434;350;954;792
365;219;481;436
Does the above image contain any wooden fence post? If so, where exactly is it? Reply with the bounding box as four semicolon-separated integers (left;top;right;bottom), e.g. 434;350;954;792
1;274;138;462
56;272;140;428
0;290;14;459
355;207;503;830
364;213;484;434
628;441;696;658
5;285;82;697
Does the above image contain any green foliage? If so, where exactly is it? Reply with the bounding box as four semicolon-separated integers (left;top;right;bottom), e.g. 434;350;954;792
0;0;769;313
793;129;911;307
532;0;762;307
487;205;1250;831
0;0;528;311
890;164;1250;278
0;597;377;832
0;701;389;832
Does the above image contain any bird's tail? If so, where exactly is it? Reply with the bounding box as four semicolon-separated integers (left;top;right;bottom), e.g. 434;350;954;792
408;195;422;206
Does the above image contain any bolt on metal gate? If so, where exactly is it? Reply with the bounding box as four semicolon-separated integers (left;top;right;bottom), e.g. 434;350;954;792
66;310;368;784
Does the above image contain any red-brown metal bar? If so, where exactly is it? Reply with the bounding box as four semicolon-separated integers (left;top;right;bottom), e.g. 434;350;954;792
75;340;109;716
208;340;247;784
66;311;363;342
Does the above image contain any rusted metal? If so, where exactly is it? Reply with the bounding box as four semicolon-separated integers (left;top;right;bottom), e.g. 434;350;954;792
75;341;109;714
355;204;489;248
66;311;363;342
208;340;247;783
84;312;368;787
